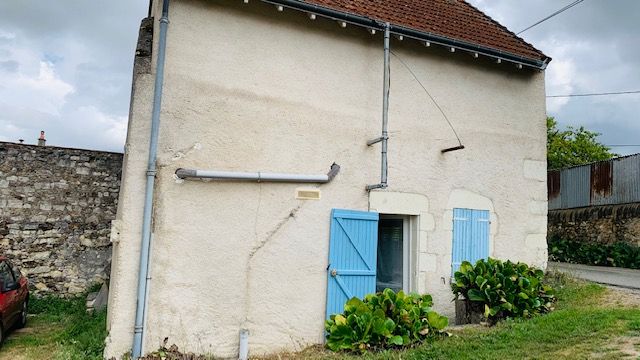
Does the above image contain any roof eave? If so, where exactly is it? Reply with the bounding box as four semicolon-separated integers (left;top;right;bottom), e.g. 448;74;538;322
259;0;551;70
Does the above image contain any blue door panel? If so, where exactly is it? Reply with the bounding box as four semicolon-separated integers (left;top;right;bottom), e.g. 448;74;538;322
452;208;490;274
326;209;379;319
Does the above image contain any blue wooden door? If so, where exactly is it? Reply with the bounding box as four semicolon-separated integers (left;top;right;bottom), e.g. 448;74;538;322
325;209;379;319
451;208;490;273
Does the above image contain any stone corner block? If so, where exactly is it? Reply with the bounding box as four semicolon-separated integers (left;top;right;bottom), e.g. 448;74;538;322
523;160;546;181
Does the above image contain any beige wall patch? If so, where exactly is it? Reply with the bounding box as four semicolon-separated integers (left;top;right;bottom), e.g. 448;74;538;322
296;188;321;200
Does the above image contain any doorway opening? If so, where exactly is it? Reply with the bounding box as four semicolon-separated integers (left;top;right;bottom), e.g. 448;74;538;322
376;215;412;293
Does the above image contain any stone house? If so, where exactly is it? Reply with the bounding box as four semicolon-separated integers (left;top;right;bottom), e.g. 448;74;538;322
105;0;550;358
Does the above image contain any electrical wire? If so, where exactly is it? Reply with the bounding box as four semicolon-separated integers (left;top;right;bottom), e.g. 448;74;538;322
517;0;585;35
547;90;640;98
389;50;463;147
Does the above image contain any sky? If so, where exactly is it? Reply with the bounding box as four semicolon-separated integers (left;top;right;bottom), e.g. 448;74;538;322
0;1;148;152
468;0;640;156
0;0;638;154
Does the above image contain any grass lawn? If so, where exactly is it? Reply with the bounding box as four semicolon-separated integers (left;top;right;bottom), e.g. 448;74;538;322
0;294;106;360
1;274;639;359
267;274;640;360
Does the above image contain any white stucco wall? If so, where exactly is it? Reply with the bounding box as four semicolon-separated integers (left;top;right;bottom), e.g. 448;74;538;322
105;0;547;357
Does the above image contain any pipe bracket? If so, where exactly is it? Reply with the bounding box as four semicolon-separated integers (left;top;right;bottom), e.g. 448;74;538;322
367;135;389;146
366;183;388;191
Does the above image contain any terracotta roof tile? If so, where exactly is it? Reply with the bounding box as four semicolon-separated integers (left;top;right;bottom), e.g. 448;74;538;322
299;0;548;63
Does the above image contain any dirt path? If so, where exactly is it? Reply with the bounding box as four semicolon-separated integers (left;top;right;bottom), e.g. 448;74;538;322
603;286;640;308
0;316;61;360
599;286;640;359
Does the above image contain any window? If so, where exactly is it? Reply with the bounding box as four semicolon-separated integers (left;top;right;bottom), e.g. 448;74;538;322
376;216;410;293
7;260;22;280
451;208;490;274
0;261;16;291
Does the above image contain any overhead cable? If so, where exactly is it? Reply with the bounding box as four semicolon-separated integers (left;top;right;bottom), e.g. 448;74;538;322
517;0;585;35
389;50;463;147
547;90;640;98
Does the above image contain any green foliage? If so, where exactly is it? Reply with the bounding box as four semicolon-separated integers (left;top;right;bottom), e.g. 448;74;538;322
324;289;449;353
547;117;616;170
451;258;556;321
279;279;640;359
20;293;107;359
548;237;640;269
58;309;108;359
28;294;85;315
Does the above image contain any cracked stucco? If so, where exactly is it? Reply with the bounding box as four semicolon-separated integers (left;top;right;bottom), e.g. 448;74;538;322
105;0;548;357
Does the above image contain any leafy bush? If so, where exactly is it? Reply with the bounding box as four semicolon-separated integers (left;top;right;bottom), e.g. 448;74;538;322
548;237;640;269
451;258;555;321
325;289;449;353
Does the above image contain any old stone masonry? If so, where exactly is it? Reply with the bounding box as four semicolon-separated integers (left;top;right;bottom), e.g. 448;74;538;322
0;141;122;296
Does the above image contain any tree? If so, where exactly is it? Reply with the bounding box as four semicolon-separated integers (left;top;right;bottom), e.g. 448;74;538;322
547;117;616;170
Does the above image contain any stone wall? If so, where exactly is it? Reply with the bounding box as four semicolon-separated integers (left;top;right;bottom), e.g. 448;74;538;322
548;203;640;246
0;142;123;296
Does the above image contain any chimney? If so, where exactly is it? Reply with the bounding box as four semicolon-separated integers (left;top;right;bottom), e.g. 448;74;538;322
37;131;46;146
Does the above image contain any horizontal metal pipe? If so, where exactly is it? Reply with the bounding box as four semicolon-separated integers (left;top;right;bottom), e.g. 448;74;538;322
176;163;340;183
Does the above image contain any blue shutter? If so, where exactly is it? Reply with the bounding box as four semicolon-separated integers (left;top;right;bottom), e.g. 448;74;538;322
325;209;379;319
451;208;490;274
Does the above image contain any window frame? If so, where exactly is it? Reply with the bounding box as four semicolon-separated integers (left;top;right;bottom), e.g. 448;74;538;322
377;215;413;293
0;261;18;292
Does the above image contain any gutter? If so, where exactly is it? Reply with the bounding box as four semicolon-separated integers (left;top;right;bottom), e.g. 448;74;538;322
132;0;170;357
259;0;550;69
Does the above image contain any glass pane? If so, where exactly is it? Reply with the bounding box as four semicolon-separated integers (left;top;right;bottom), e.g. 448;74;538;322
0;262;15;288
376;219;403;293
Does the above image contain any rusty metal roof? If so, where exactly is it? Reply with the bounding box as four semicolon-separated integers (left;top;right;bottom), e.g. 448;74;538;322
548;154;640;210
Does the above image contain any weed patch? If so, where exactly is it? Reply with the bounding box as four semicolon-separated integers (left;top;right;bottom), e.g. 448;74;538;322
0;292;107;360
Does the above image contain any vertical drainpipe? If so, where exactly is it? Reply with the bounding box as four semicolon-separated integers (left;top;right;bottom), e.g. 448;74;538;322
367;22;390;190
132;0;170;358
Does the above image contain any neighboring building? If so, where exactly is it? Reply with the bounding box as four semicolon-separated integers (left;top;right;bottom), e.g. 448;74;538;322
548;154;640;246
0;139;122;297
105;0;550;358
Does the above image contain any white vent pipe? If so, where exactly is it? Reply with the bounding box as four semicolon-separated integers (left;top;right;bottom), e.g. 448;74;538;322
175;163;340;183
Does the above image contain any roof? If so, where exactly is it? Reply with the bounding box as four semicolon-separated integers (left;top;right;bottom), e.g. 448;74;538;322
267;0;550;68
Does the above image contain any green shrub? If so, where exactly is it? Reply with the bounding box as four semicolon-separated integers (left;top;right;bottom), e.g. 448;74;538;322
324;289;448;353
451;258;555;321
548;237;640;269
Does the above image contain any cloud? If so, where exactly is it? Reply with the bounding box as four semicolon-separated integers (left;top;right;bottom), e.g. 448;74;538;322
0;60;18;72
56;106;128;151
0;61;74;117
0;0;638;155
0;0;147;152
468;0;640;155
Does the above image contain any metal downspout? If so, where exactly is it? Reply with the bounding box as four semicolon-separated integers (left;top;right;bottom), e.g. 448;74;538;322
367;23;390;191
132;0;170;357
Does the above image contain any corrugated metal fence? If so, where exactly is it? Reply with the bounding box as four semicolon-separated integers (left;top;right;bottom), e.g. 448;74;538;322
548;154;640;210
